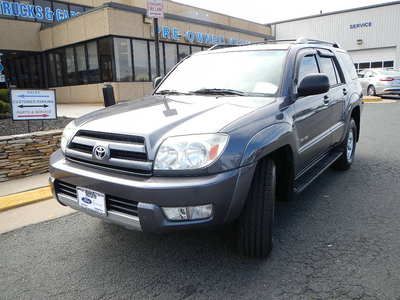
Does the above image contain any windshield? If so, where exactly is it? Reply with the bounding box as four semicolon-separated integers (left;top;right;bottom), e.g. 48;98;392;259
155;50;287;96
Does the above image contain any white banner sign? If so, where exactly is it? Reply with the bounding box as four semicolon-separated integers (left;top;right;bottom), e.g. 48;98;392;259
11;89;57;120
147;0;164;18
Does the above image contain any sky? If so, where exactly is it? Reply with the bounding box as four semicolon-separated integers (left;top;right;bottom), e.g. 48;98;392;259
173;0;395;23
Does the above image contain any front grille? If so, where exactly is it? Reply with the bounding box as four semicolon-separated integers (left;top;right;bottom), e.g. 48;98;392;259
66;130;152;176
77;130;145;144
107;196;138;217
54;180;139;217
54;181;77;198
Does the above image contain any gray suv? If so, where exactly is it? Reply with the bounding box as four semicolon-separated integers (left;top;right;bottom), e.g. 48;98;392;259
50;38;363;258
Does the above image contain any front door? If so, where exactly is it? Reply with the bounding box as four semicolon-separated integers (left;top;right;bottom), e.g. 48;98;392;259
293;50;333;173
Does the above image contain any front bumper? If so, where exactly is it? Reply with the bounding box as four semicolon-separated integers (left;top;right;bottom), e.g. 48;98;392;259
49;150;256;233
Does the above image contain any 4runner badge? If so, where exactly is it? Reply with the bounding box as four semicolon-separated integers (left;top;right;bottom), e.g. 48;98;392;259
93;145;109;160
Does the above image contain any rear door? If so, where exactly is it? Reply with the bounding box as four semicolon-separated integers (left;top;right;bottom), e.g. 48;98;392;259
293;50;333;172
316;50;347;146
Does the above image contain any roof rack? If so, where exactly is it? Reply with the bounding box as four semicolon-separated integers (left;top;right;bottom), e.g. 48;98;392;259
208;37;340;51
264;37;340;48
208;44;240;51
295;37;341;48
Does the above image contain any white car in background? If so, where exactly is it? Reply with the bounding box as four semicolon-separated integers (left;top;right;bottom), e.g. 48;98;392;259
358;69;400;96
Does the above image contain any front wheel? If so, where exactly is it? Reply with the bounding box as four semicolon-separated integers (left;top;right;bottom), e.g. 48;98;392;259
237;158;276;258
332;119;357;171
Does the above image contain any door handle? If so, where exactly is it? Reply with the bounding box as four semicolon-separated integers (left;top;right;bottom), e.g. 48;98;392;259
343;88;348;95
323;95;329;104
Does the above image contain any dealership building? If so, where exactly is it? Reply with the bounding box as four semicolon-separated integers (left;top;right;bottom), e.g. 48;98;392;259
0;0;269;103
268;1;400;73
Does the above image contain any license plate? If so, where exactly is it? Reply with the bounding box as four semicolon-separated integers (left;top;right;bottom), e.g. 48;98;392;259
77;187;106;215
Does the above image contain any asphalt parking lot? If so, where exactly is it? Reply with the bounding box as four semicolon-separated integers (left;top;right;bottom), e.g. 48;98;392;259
1;100;400;299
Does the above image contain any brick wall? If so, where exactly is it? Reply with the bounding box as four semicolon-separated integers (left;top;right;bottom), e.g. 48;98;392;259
0;130;62;182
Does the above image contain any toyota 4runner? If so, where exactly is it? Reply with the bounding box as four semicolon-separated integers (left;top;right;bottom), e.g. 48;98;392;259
50;38;363;258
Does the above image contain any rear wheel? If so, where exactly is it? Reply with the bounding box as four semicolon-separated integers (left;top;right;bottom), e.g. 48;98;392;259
332;118;357;171
237;158;276;258
367;85;376;96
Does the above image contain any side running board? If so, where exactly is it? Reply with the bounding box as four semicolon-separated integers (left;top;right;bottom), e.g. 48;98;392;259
294;150;342;194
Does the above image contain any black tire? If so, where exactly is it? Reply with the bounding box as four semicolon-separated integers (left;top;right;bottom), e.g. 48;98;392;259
237;158;276;258
367;85;376;96
332;119;357;171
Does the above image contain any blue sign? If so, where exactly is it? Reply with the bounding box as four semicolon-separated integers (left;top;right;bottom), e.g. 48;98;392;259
350;22;372;29
0;0;80;22
159;25;251;46
0;62;3;73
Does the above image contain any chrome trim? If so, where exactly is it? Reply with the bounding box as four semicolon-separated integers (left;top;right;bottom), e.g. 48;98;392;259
65;157;152;176
72;136;146;153
57;193;142;231
65;148;153;171
299;122;345;154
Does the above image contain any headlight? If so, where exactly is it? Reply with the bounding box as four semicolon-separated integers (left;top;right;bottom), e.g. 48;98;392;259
60;121;77;153
154;134;229;170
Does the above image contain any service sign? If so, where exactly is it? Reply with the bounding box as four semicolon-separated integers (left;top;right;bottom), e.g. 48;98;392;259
11;89;57;121
147;0;164;18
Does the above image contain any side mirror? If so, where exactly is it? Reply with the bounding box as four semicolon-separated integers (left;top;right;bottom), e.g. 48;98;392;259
298;73;330;97
153;76;163;89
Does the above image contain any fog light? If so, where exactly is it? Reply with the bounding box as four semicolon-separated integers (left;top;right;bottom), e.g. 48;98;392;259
162;204;213;221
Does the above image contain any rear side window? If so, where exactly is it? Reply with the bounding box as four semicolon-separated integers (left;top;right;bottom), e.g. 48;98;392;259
318;56;338;86
336;52;358;80
298;54;319;84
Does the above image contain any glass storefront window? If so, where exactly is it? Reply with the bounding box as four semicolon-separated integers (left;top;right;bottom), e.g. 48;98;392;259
164;43;178;73
75;44;87;83
177;44;190;61
149;41;165;78
87;41;100;83
47;53;57;87
54;49;64;86
132;39;150;81
191;46;202;54
98;37;114;82
6;36;219;89
65;46;77;84
114;37;133;82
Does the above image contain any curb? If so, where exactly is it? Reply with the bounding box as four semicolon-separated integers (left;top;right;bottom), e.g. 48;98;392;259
0;186;53;212
363;96;382;103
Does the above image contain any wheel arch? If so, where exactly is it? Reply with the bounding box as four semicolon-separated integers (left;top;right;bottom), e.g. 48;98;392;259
241;122;296;202
351;105;361;141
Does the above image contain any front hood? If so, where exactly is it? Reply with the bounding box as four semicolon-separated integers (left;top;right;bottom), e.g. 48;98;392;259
74;95;276;152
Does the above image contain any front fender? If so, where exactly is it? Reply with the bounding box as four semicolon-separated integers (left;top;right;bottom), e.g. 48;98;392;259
241;122;295;166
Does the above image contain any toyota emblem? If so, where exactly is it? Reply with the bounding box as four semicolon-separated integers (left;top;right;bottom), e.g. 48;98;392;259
93;145;109;160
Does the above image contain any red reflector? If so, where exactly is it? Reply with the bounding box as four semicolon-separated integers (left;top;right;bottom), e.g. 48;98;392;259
380;77;394;81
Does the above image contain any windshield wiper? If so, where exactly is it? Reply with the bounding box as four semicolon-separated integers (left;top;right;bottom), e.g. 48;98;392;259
190;88;246;96
155;90;193;95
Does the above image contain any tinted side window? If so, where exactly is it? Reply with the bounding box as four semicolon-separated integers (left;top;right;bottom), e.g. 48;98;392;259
336;52;358;81
318;56;338;86
298;54;319;84
332;59;345;84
